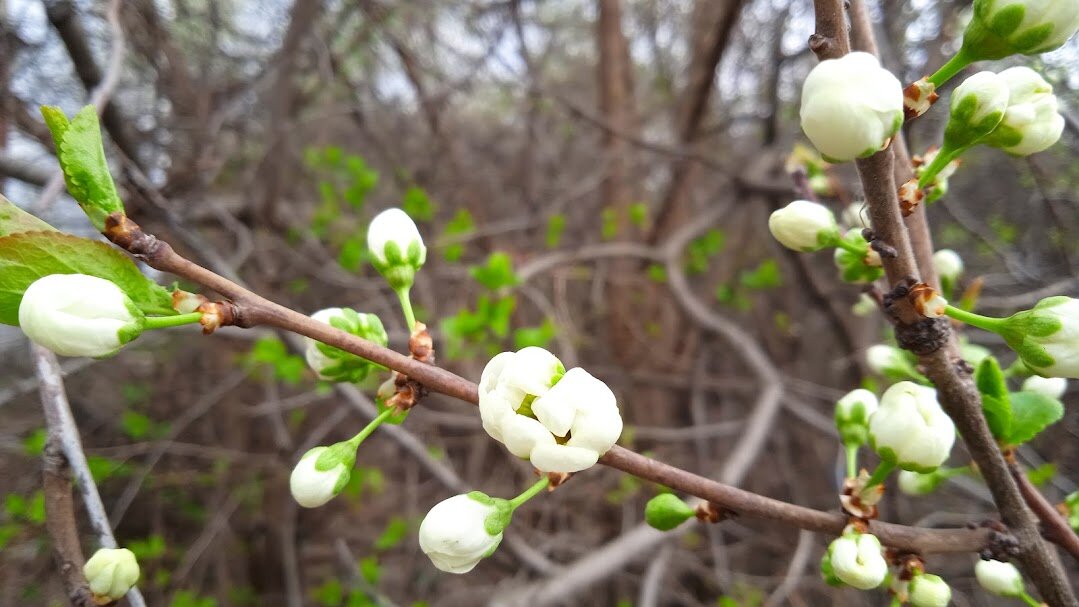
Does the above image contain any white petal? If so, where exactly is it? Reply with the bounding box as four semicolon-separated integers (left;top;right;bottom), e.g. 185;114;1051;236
529;444;599;473
501;414;556;458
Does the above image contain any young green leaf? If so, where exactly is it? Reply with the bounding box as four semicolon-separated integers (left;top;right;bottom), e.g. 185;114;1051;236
0;231;174;325
469;252;518;290
1005;390;1064;446
0;195;56;237
40;106;125;231
975;357;1012;439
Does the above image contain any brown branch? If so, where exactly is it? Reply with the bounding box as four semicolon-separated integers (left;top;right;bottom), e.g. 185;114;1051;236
814;2;1078;604
42;438;97;607
100;213;994;558
1009;459;1079;562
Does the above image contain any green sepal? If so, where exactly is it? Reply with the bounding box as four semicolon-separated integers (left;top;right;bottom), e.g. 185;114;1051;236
40;106;125;231
316;441;358;472
1004;390;1064;446
644;493;695;531
116;299;147;346
820;550;844;587
975;357;1012;440
470;493;513;536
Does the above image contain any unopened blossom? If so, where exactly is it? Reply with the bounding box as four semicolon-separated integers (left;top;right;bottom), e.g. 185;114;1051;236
909;573;952;607
289;445;354;508
824;532;888;590
419;493;504;573
83;547;140;602
367;208;426;290
835;389;878;447
995;296;1079;378
800;52;904;162
945;71;1010;149
962;0;1079;59
768;200;839;252
1022;375;1067;399
869;382;956;472
303;307;388;382
479;348;623;473
19;274;144;357
975;559;1025;597
933;250;964;284
983;67;1065;156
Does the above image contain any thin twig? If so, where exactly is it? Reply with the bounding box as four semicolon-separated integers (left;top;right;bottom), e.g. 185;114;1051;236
1008;459;1079;562
33;344;148;607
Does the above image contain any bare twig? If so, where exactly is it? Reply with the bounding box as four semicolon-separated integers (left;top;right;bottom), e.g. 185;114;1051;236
33;343;148;607
1008;459;1079;562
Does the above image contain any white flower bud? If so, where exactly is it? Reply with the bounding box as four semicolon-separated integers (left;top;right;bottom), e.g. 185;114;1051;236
826;532;888;590
800;52;904;162
841;202;869;229
83;547;140;602
478;349;622;473
866;344;922;380
419;493;504;574
367;208;426;289
304;307;388;382
975;559;1025;597
898;469;945;496
768;200;839;252
933;250;964;283
964;0;1079;58
946;71;1010;148
1000;296;1079;378
869;381;956;472
835;389;878;446
1022;375;1067;399
909;573;952;607
18;274;144;357
984;67;1064;156
289;445;353;508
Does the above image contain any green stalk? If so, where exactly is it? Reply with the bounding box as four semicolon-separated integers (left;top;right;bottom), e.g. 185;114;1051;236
917;145;964;188
395;287;417;330
944;304;1007;333
1018;591;1042;607
863;460;897;491
835;237;867;256
845;445;859;480
508;477;550;510
346;408;395;449
142;312;203;330
927;48;973;88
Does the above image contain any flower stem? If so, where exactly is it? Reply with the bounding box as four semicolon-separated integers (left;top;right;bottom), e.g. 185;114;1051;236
395;287;417;330
1018;591;1043;607
927;48;972;88
845;445;859;480
917;145;964;189
864;460;897;490
835;237;867;256
346;408;395;449
944;304;1007;333
142;312;202;330
509;477;550;510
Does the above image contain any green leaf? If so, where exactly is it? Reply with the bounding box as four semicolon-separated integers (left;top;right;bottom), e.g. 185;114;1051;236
402;186;435;221
739;258;782;290
975;357;1012;439
374;516;409;551
470;252;518;290
546;214;566;248
1005;390;1063;445
513;319;556;349
40;106;125;231
0;195;57;237
0;231;174;325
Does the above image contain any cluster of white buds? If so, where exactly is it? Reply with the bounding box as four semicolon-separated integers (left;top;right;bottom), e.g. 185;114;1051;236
821;529;888;590
800;53;904;162
367;208;427;292
478;347;623;473
869;382;955;473
981;67;1065;156
19;274;145;358
303;307;388;382
768;200;839;252
83;547;140;603
1022;374;1068;399
418;493;506;573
